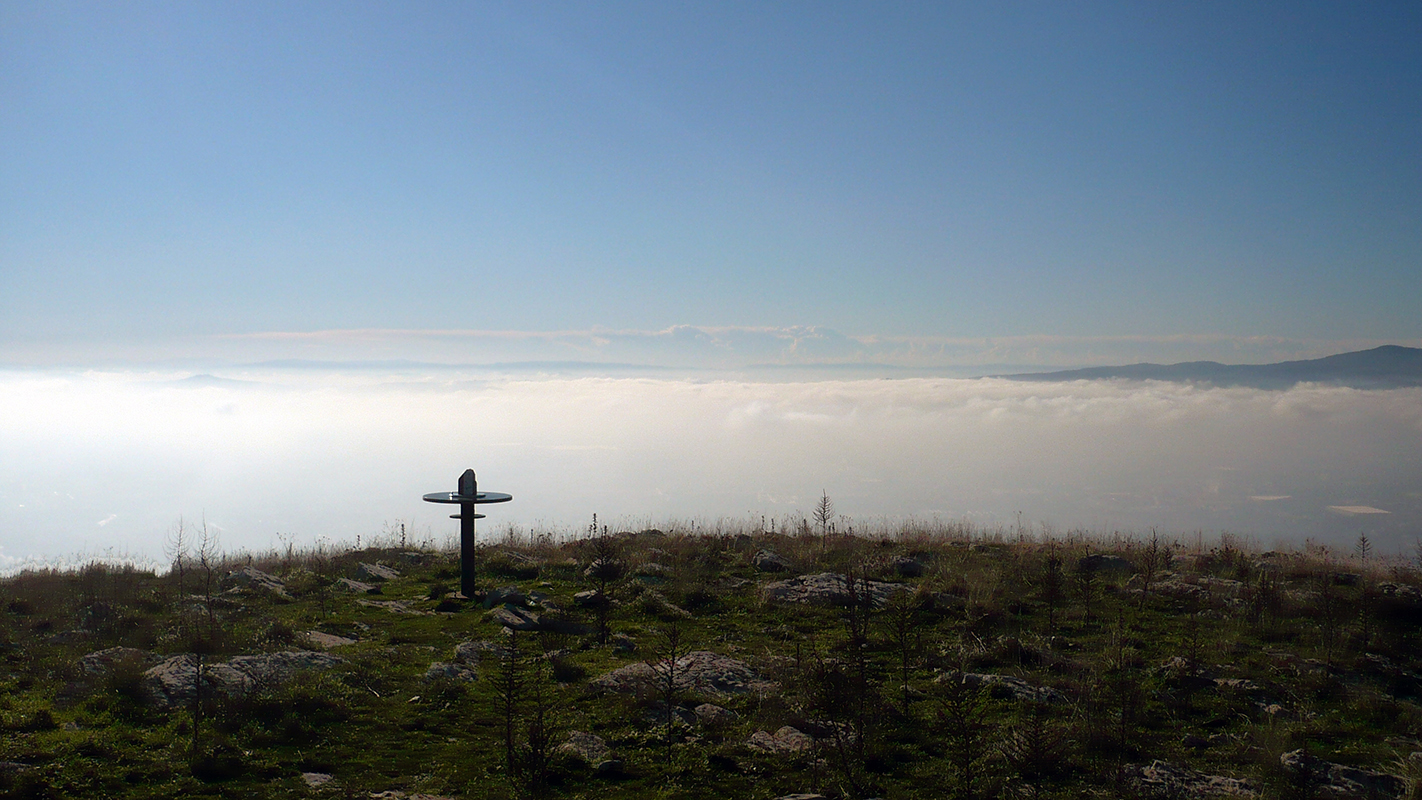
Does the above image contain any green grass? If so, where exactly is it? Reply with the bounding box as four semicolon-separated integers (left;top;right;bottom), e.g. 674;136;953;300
0;526;1418;799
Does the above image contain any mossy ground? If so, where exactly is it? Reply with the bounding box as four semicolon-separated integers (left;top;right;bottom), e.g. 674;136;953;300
1;525;1419;799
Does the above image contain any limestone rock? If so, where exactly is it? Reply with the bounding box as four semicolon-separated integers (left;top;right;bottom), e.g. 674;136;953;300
488;606;541;631
753;550;792;573
573;589;607;608
337;578;380;594
761;573;907;608
300;631;357;649
142;650;345;710
1280;750;1405;799
483;586;527;608
423;662;477;682
936;671;1066;704
1127;761;1256;797
78;646;163;677
747;726;813;754
556;731;618;772
890;556;924;577
355;563;400;582
591;650;775;697
454;640;505;666
694;703;738;727
221;566;290;598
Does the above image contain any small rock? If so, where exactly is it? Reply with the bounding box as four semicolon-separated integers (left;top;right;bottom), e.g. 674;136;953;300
610;633;637;653
753;550;792;573
423;662;477;682
488;606;541;631
221;565;291;598
300;631;357;649
584;559;625;582
573;589;607;608
454;640;505;665
747;726;813;754
482;586;527;608
890;556;924;577
694;703;739;727
936;671;1066;704
336;578;379;594
355;563;400;582
302;772;335;787
556;731;616;771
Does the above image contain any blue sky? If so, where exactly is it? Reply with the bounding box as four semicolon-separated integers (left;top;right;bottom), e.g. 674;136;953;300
3;2;1420;366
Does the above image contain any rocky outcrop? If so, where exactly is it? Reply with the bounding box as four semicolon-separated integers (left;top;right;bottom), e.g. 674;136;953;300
78;647;163;677
1280;750;1406;799
221;566;290;598
142;651;345;709
747;726;813;754
336;578;380;594
760;573;906;607
1126;761;1257;797
591;651;774;697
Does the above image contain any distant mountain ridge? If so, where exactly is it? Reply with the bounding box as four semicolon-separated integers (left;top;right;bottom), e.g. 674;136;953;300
1000;345;1422;389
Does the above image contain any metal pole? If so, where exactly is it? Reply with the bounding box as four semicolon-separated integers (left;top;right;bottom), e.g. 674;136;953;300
459;468;477;597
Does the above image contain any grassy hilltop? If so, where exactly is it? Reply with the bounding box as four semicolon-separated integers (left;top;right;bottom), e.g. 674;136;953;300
1;522;1420;799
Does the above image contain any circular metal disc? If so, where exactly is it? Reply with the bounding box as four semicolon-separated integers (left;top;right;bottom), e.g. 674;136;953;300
422;491;513;505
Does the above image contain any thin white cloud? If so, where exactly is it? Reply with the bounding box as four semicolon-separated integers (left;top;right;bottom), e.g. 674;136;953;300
6;326;1419;371
97;514;117;526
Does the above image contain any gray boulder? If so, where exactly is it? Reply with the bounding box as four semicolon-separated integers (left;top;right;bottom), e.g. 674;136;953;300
336;578;380;594
591;650;775;697
483;586;528;608
423;662;477;682
936;671;1066;704
221;566;290;598
142;650;345;710
746;726;813;754
556;731;619;773
694;703;739;727
1127;761;1256;798
78;647;163;677
890;556;925;577
753;550;792;573
355;562;400;582
488;606;541;631
761;573;906;607
298;631;357;649
1280;750;1405;799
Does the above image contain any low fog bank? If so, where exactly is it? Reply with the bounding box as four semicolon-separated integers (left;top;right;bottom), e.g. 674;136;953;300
2;367;1419;570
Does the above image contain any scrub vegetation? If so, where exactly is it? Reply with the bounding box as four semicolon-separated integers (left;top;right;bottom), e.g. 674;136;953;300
1;518;1420;799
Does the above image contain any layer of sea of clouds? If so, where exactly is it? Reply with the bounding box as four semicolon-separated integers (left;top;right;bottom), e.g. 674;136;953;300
2;367;1419;571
